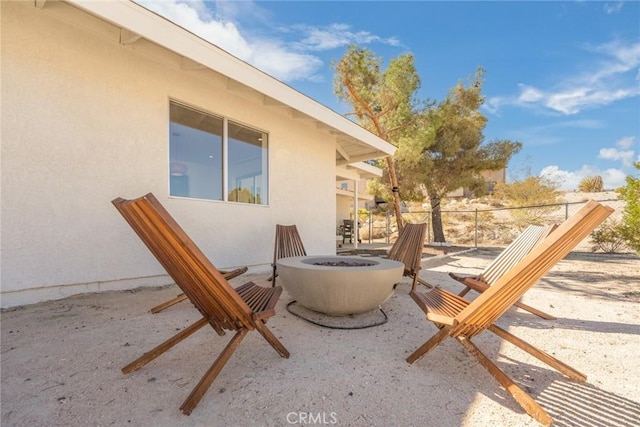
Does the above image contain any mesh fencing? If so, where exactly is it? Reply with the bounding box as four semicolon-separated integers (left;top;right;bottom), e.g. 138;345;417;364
357;198;627;253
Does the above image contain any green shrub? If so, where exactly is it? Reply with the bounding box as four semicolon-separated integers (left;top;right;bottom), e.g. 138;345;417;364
618;162;640;254
589;220;626;253
493;176;561;227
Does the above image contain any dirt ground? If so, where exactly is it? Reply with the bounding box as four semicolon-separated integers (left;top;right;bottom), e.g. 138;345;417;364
1;249;639;427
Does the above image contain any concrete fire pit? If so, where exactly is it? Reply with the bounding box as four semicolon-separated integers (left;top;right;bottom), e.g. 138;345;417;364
276;256;404;316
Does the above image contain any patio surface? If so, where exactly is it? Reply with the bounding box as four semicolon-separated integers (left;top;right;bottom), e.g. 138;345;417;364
2;249;639;426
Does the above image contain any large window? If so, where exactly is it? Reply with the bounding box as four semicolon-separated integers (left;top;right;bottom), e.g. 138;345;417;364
169;102;269;205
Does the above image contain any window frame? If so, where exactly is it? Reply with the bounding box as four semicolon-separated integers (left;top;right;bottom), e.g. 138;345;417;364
168;100;270;206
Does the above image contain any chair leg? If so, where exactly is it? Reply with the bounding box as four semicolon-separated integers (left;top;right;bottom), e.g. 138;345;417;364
410;275;419;293
180;328;249;415
254;320;290;358
122;318;209;374
513;300;556;320
456;336;554;427
416;276;434;290
489;325;586;381
406;327;450;364
457;286;472;297
150;294;187;314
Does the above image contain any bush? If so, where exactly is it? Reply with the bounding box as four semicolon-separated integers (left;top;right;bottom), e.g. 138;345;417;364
493;176;561;227
578;175;604;192
618;162;640;254
589;220;627;253
493;176;560;206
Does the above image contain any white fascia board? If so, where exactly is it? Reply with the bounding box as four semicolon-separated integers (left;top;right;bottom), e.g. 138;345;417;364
336;189;374;201
347;162;383;178
66;0;396;158
335;166;360;181
336;162;382;180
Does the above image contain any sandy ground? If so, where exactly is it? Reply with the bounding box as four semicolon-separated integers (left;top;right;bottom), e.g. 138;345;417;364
1;249;639;427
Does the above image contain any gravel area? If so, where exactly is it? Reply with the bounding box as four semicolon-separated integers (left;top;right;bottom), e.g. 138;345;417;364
2;249;639;426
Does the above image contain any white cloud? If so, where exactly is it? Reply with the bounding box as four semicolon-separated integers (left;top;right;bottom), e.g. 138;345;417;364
540;165;628;190
292;24;400;51
517;84;544;103
136;0;267;67
483;97;504;115
598;147;635;166
545;87;634;115
486;39;640;115
586;40;640;82
604;2;624;15
542;137;637;191
615;136;636;149
597;136;637;166
135;0;398;83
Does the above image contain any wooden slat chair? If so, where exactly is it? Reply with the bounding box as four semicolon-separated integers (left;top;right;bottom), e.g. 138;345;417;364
268;224;307;287
406;200;613;426
387;223;430;290
448;224;557;320
149;266;248;313
112;193;290;415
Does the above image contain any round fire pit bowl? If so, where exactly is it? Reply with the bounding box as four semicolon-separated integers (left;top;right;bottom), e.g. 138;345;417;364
276;256;404;316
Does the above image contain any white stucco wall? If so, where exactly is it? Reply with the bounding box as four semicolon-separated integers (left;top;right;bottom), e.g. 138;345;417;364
0;2;336;307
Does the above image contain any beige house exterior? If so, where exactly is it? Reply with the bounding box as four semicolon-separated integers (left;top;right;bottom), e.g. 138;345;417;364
446;168;507;198
0;0;395;308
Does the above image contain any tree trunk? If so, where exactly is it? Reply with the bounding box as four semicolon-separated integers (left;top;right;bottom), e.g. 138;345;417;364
430;194;445;243
385;156;404;233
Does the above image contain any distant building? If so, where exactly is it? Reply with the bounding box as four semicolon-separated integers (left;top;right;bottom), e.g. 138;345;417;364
447;168;507;198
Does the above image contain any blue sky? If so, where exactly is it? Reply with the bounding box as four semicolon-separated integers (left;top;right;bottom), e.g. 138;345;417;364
138;0;639;190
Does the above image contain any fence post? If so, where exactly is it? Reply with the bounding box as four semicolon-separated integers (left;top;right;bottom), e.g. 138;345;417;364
368;212;372;244
565;202;569;220
427;212;431;243
474;208;478;248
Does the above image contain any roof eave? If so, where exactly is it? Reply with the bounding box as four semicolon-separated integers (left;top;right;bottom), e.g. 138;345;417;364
64;0;396;160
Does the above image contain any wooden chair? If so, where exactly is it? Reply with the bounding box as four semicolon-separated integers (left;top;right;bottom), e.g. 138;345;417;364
268;224;307;287
149;266;248;313
386;222;430;290
406;200;613;426
112;193;290;415
448;224;557;320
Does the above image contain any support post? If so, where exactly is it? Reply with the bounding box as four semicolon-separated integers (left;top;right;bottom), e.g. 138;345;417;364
474;208;478;248
353;178;359;249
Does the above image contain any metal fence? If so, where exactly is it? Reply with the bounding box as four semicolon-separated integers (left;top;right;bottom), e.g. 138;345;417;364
357;198;627;252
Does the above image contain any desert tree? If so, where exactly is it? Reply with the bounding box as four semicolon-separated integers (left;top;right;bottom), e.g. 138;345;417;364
332;45;428;232
395;67;521;242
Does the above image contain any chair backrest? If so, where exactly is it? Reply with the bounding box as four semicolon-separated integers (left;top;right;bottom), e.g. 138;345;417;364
453;200;613;338
112;193;253;331
387;223;428;277
273;224;307;264
480;224;555;285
